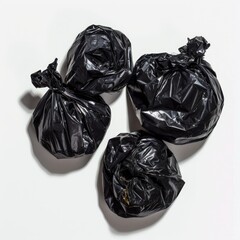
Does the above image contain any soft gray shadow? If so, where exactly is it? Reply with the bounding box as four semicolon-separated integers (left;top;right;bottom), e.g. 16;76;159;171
126;90;143;132
96;156;167;233
27;121;92;174
165;139;206;162
59;54;68;79
101;90;123;105
20;91;41;112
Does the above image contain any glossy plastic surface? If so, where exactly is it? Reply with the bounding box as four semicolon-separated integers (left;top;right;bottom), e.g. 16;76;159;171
128;37;224;144
103;131;185;218
65;25;133;95
31;59;111;159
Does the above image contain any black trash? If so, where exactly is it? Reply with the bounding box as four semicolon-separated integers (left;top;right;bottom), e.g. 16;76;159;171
103;131;185;218
65;24;133;95
31;59;111;159
128;37;224;144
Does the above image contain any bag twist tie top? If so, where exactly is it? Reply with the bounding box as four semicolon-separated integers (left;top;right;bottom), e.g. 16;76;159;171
179;36;210;58
31;59;64;91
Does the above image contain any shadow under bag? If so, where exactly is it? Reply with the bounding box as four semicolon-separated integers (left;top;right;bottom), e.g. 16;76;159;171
31;59;111;159
128;37;224;144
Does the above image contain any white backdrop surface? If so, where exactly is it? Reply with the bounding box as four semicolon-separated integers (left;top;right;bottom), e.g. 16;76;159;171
0;0;239;239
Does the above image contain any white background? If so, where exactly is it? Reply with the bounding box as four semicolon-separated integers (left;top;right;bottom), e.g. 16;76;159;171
0;0;239;239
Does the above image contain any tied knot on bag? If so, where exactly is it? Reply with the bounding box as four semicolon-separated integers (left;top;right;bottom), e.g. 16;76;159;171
31;59;64;91
179;36;210;58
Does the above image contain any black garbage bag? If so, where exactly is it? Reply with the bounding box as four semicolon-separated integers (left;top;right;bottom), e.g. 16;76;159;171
103;131;185;218
31;59;111;159
65;24;133;95
128;37;224;144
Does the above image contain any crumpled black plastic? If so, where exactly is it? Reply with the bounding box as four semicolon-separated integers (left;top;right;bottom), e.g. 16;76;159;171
103;131;185;218
65;24;133;95
31;59;111;159
128;37;224;144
